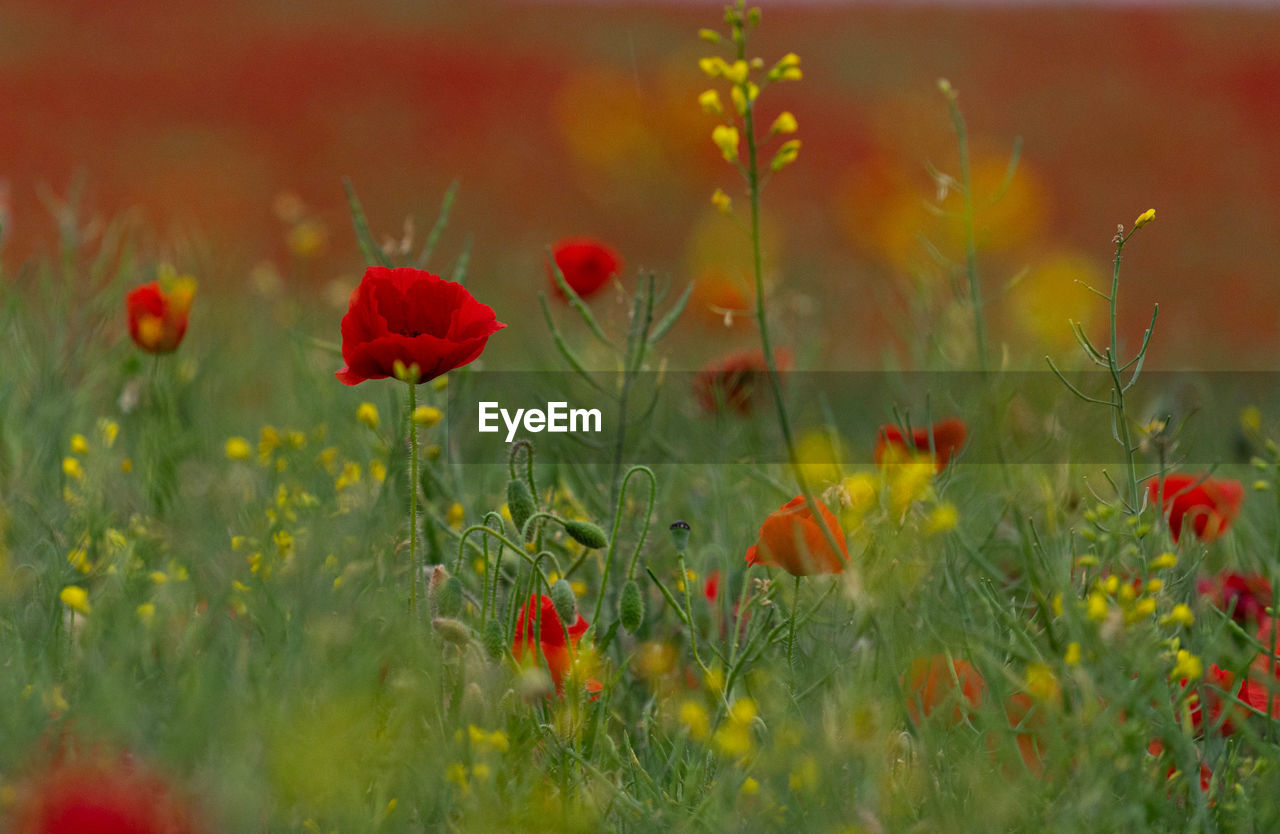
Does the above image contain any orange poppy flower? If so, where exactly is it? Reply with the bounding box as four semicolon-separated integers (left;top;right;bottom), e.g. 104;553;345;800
903;655;986;726
1148;474;1243;543
744;495;848;576
125;268;196;354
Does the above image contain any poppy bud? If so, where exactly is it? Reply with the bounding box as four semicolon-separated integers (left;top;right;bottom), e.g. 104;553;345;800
550;579;577;624
507;478;537;539
432;617;470;646
564;520;608;549
619;580;644;633
483;619;506;662
669;520;692;552
437;575;464;618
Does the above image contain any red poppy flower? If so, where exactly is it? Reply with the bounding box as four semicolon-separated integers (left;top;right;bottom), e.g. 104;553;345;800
703;569;721;603
125;269;196;354
548;238;622;300
513;594;589;692
335;266;505;386
1147;474;1244;544
744;495;848;576
694;350;788;415
874;417;967;472
1197;572;1272;627
10;753;203;834
903;655;986;726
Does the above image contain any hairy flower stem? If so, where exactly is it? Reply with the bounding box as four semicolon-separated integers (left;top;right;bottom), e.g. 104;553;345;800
408;381;420;614
677;549;710;675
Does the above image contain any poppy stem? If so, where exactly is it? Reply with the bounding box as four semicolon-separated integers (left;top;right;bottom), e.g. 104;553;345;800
408;380;420;614
787;574;800;691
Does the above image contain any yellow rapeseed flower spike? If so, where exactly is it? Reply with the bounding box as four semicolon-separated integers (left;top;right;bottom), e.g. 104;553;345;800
60;585;90;615
712;125;740;163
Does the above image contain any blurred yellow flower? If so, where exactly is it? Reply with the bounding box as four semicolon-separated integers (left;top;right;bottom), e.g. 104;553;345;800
70;434;89;455
356;402;379;431
62;457;84;481
711;188;732;215
1134;208;1155;229
770;139;801;172
413;406;443;427
225;436;251;460
60;585;90;615
1171;649;1202;681
678;700;710;740
1064;642;1082;666
712;125;740;163
698;89;723;115
1162;603;1195;628
769;111;797;135
447;502;465;530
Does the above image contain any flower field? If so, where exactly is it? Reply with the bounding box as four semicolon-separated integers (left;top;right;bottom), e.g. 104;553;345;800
4;1;1280;832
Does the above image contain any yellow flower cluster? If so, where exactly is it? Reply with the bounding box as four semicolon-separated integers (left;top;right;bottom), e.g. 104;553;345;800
695;1;802;207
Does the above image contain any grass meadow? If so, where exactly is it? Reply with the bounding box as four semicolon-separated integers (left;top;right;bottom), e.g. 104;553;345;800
2;2;1280;832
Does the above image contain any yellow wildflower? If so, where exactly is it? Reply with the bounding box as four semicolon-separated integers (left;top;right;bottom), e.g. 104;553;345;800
1161;603;1195;628
62;457;84;481
679;700;710;740
136;603;155;624
97;418;119;448
712;125;740;163
1152;552;1178;570
698;56;728;78
70;434;89;455
769;111;798;135
698;89;723;115
711;188;732;215
1134;208;1155;229
225;437;251;460
60;585;90;615
369;459;387;483
769;139;801;172
413;406;443;427
447;502;465;530
925;503;958;536
1171;649;1202;681
356;402;379;431
1064;642;1082;666
723;60;749;84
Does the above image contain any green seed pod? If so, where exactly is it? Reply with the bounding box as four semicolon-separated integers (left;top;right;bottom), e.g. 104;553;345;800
437;575;464;618
482;619;506;662
550;578;577;624
619;580;644;633
563;519;608;549
669;520;691;552
507;478;537;540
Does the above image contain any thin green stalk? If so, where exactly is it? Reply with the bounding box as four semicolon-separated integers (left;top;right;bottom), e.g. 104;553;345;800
940;81;988;374
408;381;420;614
737;37;844;566
1107;236;1141;512
787;574;800;691
677;549;709;675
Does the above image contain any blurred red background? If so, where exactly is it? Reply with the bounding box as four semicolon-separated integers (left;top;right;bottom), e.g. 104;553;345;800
2;0;1278;368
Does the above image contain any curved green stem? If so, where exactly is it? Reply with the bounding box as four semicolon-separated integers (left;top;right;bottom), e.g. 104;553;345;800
677;549;710;676
590;465;656;629
408;381;420;614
